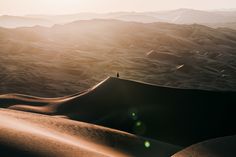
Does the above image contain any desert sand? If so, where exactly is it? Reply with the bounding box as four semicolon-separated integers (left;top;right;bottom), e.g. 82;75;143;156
0;77;235;150
1;20;236;97
172;135;236;157
0;19;235;157
0;108;180;157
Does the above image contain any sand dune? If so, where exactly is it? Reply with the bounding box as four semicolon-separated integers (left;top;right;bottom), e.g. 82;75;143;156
1;10;235;157
1;77;235;146
1;20;236;98
172;135;236;157
0;109;180;157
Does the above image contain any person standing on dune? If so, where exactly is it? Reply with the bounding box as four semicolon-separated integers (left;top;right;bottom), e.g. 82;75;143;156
117;72;120;78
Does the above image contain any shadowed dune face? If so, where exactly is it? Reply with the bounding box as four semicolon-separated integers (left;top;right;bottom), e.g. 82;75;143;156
0;109;181;157
2;77;236;146
1;20;236;97
172;135;236;157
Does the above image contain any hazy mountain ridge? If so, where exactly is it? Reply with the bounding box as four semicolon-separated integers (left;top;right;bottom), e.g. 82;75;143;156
0;15;53;28
1;9;236;29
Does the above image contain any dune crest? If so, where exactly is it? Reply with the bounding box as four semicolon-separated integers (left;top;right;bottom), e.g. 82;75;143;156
0;109;180;157
0;77;235;146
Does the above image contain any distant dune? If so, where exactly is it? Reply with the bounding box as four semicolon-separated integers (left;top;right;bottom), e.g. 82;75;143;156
1;77;235;146
1;20;236;97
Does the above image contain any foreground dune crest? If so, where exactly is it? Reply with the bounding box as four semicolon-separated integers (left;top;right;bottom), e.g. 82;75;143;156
0;109;180;157
0;77;235;146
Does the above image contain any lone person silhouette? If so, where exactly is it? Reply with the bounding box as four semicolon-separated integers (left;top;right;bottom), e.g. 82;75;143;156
117;72;120;78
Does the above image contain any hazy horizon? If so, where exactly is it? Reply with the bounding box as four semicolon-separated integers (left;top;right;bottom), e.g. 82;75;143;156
0;0;236;16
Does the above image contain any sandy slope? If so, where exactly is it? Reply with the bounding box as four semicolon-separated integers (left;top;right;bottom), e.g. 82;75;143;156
0;109;180;157
1;77;235;146
172;135;236;157
1;20;236;97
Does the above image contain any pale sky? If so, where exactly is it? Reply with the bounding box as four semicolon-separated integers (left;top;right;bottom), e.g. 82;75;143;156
0;0;236;15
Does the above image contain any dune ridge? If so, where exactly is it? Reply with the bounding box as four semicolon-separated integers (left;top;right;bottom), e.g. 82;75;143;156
0;109;180;157
1;77;235;146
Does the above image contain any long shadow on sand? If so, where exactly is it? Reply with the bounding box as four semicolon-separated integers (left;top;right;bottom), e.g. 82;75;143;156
0;77;235;146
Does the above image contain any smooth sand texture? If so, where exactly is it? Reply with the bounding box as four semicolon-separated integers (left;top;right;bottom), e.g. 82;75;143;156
0;77;235;146
172;136;236;157
0;109;180;157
